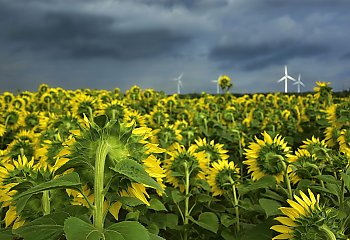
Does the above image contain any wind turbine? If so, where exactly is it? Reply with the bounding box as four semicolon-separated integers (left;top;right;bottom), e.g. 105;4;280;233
172;73;183;94
293;74;305;93
211;75;221;94
277;65;296;93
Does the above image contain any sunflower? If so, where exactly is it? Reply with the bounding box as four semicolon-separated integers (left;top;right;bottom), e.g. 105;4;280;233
98;99;126;120
243;131;291;183
207;160;240;196
288;149;319;184
324;126;340;148
300;136;329;158
56;114;165;208
151;124;182;150
338;129;350;154
148;109;170;128
271;189;339;240
218;75;232;93
123;109;147;127
193;138;229;165
0;154;54;228
71;93;98;119
11;97;26;110
2;106;23;130
164;143;208;192
0;123;6;137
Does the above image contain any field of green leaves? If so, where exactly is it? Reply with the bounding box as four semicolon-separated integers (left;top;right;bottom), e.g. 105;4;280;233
0;82;349;240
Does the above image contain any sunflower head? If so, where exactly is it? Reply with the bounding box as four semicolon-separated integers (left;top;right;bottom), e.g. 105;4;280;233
288;149;319;184
271;189;342;240
243;131;291;183
57;114;165;203
164;143;208;192
207;160;240;196
193;138;229;164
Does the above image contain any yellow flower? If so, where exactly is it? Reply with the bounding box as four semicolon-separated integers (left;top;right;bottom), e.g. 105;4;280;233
271;189;339;240
193;138;229;164
288;149;318;184
207;160;240;196
164;143;208;192
243;131;291;183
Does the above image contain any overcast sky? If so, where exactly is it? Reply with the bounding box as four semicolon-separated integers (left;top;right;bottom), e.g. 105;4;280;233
1;0;349;94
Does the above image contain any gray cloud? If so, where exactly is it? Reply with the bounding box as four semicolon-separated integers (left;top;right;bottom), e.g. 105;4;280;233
3;7;191;60
209;40;329;70
0;0;349;94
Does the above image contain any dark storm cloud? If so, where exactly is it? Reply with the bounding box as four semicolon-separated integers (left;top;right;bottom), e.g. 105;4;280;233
340;52;350;60
2;8;191;60
122;0;228;10
209;40;330;70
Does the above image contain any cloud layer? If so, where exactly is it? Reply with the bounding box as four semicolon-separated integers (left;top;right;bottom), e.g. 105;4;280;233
0;0;349;93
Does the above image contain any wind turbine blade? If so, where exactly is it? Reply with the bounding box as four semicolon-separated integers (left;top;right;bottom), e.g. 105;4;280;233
278;77;285;82
300;82;305;87
179;73;183;79
285;65;288;75
287;76;296;81
211;80;218;83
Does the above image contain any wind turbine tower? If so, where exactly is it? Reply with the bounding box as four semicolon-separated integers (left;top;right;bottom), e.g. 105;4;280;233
172;73;183;94
278;65;296;93
293;74;305;93
211;75;221;94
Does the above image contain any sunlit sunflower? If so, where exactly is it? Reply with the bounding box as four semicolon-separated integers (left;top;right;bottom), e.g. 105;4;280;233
98;99;126;120
71;93;98;119
271;189;340;240
324;126;340;147
193;138;229;165
11;97;26;111
56;114;165;207
207;160;240;196
148;108;169;128
2;106;23;130
22;111;48;131
243;131;291;183
338;129;350;154
218;75;232;93
300;136;329;157
164;143;208;192
0;123;6;137
123;109;147;127
0;155;54;228
151;124;182;150
288;149;319;184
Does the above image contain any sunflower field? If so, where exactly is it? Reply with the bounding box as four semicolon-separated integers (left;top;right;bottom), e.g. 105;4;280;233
0;82;349;240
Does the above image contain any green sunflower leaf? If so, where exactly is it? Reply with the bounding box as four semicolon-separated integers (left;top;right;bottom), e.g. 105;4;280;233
14;172;81;200
105;221;150;240
341;172;350;191
148;198;167;211
64;217;103;240
0;228;14;240
110;159;162;192
14;212;70;240
258;198;282;218
189;212;219;233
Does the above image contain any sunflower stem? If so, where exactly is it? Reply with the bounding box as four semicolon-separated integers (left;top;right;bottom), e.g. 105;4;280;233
183;162;190;240
319;224;336;240
93;139;109;232
279;158;293;200
42;190;50;216
229;178;240;233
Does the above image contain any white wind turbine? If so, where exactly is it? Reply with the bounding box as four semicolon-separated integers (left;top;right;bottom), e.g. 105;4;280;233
293;74;305;93
277;65;296;93
211;74;221;94
172;73;183;94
